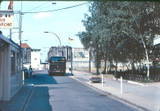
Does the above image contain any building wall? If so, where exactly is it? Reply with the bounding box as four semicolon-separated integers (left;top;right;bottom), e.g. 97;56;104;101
23;48;31;64
0;45;11;100
0;50;2;100
48;46;72;61
0;45;10;100
0;37;23;101
10;46;22;98
31;49;41;70
72;48;89;62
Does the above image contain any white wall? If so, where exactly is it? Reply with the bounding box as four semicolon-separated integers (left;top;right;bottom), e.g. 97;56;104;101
0;45;11;101
10;47;22;98
72;48;89;62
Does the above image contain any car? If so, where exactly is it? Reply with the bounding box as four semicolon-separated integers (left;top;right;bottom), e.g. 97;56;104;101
90;75;102;83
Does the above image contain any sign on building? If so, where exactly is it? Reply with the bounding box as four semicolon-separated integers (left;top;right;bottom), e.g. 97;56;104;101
0;10;14;29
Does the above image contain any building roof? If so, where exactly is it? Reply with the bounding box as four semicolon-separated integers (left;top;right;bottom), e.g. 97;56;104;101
0;34;11;44
0;34;20;49
21;43;31;48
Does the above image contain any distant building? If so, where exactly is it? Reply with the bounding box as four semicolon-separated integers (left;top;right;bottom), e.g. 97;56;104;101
71;48;91;70
21;43;31;68
48;46;72;61
0;34;22;101
72;48;89;61
31;49;41;70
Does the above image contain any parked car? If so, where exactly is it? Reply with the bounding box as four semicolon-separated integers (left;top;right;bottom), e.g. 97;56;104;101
90;75;102;83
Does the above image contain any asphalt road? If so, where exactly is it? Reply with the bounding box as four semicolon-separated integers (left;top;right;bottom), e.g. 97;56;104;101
24;73;139;111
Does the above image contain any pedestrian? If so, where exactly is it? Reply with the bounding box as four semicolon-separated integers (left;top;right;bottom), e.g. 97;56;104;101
29;65;33;77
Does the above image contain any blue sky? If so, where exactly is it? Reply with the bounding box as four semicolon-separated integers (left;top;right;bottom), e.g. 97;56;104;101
0;1;89;61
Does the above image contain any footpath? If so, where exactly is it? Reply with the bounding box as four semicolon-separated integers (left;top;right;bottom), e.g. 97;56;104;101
0;71;52;111
72;70;160;111
0;85;33;111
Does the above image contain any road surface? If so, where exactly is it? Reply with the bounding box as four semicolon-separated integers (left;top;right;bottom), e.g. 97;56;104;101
24;73;140;111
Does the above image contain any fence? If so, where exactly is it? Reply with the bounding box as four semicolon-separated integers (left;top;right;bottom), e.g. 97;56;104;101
114;69;160;82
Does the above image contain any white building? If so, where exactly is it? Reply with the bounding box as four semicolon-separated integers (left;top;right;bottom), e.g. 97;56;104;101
72;48;92;69
48;46;72;61
0;35;23;101
31;49;41;70
21;43;32;69
72;48;89;62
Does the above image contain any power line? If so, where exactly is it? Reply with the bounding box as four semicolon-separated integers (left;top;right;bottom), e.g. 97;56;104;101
27;2;51;12
22;2;88;14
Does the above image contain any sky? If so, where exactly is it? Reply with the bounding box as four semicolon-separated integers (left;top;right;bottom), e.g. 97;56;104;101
0;1;89;61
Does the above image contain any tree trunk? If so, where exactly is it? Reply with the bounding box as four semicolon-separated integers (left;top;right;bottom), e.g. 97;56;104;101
95;51;100;75
103;56;107;74
115;60;118;79
109;60;112;72
115;61;118;74
141;38;150;79
89;49;91;72
131;62;135;74
128;7;150;79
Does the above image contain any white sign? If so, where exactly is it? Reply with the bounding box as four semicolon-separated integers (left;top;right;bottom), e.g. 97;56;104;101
0;10;14;29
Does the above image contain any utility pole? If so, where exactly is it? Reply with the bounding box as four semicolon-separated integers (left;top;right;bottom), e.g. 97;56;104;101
18;11;24;84
19;11;22;46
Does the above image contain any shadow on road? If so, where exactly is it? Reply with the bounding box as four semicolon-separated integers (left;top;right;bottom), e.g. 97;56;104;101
25;74;58;85
23;73;55;111
24;86;52;111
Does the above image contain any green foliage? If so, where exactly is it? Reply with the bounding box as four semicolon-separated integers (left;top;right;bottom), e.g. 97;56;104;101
77;1;160;75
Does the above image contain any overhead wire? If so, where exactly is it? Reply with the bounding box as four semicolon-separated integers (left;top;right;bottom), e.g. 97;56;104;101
27;2;51;12
22;2;88;14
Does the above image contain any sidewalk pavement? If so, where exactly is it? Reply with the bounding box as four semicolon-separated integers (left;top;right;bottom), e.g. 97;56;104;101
0;85;33;111
72;70;160;111
0;71;52;111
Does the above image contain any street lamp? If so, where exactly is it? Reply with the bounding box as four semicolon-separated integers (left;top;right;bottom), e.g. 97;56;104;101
44;31;61;46
44;31;64;57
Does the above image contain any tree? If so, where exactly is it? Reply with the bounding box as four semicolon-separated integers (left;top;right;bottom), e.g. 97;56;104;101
78;1;160;79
